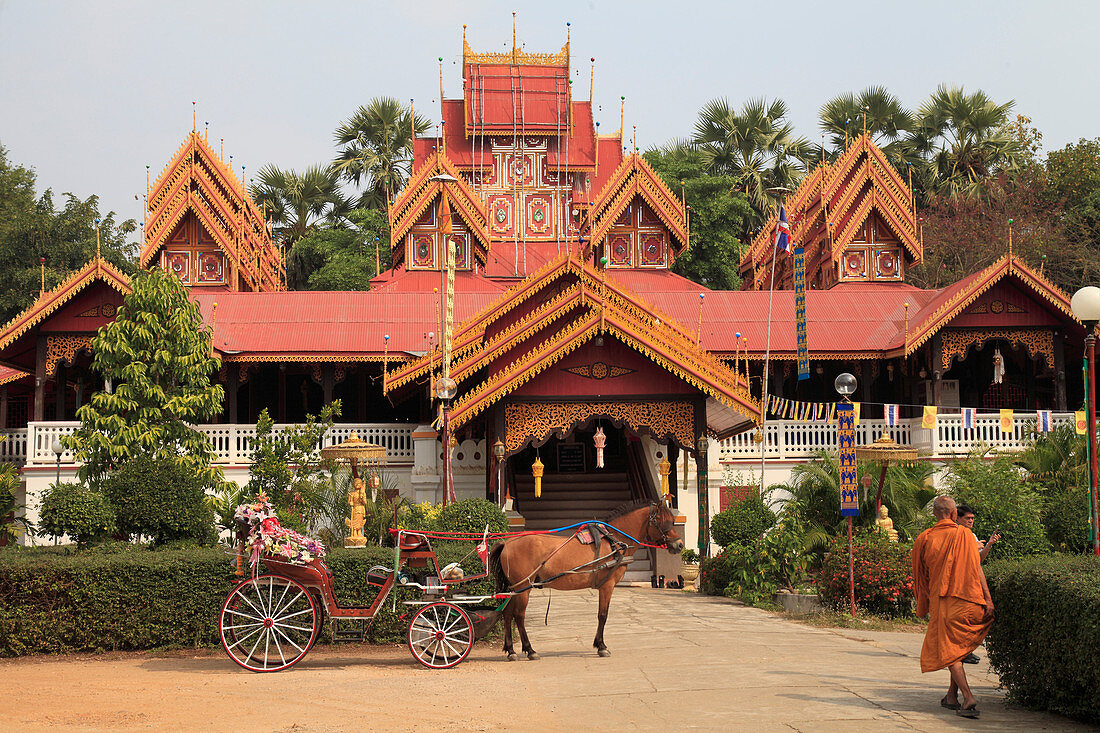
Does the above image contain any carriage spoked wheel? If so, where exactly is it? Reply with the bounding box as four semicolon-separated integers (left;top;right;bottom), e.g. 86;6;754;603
407;602;474;669
220;574;320;672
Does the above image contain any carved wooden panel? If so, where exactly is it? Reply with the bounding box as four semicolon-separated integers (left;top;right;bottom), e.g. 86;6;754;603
941;328;1055;372
503;400;694;452
45;335;93;377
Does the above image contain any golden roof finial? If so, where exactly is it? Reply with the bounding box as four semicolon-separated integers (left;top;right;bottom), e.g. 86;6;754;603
632;125;637;155
903;302;910;348
95;217;101;260
619;95;625;136
589;57;595;102
1008;218;1014;259
438;57;446;155
512;12;517;63
192;101;196;133
39;256;45;297
209;302;218;357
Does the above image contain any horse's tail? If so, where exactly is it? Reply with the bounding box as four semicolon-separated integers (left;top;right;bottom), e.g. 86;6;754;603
489;541;509;594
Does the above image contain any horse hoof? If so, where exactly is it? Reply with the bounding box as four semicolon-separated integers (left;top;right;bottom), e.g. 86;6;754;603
598;648;611;658
527;652;540;661
507;653;518;662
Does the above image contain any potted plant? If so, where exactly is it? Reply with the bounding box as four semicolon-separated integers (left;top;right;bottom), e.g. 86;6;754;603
680;548;700;583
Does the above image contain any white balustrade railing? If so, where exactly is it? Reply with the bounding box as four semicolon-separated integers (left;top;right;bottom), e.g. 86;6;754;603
18;422;416;466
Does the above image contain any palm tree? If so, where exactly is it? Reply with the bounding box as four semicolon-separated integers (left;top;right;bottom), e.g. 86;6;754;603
819;86;915;168
693;97;812;214
907;85;1023;200
332;98;432;210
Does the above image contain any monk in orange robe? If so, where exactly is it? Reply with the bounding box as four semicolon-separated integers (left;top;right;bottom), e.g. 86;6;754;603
911;495;994;719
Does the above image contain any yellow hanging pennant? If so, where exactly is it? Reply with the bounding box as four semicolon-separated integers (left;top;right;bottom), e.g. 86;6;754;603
853;402;861;426
922;406;938;429
531;456;544;498
999;409;1014;433
1076;410;1088;435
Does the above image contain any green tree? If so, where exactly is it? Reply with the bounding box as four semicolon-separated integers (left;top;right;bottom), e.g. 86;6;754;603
0;143;136;323
252;165;347;241
288;208;391;290
819;86;915;165
0;458;31;544
692;97;811;213
332;97;432;210
908;85;1024;200
645;142;753;288
64;268;225;484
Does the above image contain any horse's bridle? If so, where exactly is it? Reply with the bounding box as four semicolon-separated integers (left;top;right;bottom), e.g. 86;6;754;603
642;502;677;547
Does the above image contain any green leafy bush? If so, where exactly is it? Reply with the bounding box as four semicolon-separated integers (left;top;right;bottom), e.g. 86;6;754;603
710;494;775;549
101;456;215;546
1042;489;1092;553
0;461;31;544
944;452;1049;559
985;555;1100;723
816;530;914;616
434;498;508;535
38;482;116;545
0;540;494;656
699;544;754;596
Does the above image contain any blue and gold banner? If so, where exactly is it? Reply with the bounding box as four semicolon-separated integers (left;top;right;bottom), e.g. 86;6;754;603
837;402;859;517
794;247;809;381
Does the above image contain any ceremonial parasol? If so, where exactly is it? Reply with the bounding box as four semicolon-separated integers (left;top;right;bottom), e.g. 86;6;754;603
854;433;920;514
320;432;387;482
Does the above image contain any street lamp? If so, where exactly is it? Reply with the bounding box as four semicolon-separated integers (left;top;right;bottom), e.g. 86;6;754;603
835;372;858;616
50;437;63;486
1071;286;1100;556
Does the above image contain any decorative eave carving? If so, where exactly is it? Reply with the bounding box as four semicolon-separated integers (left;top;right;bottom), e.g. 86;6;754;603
588;155;688;254
462;38;569;67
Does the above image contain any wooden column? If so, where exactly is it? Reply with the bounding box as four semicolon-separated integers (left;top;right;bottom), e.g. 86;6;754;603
322;365;334;407
357;368;368;421
55;363;66;421
1054;329;1068;411
276;366;286;423
693;398;709;559
668;443;679;509
228;367;239;424
33;336;46;422
0;386;8;429
74;376;84;412
931;333;944;406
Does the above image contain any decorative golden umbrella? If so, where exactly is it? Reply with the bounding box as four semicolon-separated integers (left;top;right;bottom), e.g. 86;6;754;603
854;433;920;515
321;432;388;548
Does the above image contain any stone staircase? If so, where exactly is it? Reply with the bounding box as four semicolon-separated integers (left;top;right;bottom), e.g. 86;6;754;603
512;471;653;585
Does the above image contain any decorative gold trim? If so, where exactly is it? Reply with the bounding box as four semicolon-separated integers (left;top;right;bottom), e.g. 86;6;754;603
0;369;29;386
45;335;93;377
222;353;411;364
463;39;569;67
941;328;1055;372
563;362;634;380
504;400;694;452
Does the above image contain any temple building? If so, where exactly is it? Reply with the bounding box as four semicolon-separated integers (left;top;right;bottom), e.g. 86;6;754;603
0;31;1092;569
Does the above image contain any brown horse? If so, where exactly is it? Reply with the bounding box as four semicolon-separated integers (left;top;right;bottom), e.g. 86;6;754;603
490;500;683;660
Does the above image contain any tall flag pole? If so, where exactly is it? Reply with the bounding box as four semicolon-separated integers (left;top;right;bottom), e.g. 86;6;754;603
760;193;791;494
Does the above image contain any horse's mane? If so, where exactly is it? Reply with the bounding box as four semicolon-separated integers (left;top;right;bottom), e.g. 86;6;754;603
603;500;654;521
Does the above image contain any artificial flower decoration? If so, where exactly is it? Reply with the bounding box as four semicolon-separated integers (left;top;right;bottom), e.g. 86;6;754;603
234;493;327;568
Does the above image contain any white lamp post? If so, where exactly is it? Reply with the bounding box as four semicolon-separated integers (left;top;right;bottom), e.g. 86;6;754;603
1071;286;1100;556
50;437;63;486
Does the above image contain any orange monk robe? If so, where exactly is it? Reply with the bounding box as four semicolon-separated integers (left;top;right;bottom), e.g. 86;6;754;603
911;518;992;673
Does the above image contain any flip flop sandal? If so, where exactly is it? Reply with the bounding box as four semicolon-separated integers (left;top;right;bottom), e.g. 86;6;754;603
956;705;980;719
940;696;961;710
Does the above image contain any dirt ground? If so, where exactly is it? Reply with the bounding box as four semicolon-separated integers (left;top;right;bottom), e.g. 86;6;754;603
0;588;1090;732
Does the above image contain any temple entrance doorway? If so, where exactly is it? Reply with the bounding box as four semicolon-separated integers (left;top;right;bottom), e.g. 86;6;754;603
507;422;662;584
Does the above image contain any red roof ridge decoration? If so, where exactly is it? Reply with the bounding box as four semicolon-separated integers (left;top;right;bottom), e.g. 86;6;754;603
901;254;1075;356
143;131;285;291
588;154;689;254
0;257;131;354
742;133;919;288
462;37;570;67
389;151;490;266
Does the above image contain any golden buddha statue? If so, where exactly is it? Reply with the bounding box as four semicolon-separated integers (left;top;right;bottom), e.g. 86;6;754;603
876;505;899;542
345;476;368;547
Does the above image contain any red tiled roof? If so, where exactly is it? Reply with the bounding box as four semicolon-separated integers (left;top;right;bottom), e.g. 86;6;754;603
463;62;569;134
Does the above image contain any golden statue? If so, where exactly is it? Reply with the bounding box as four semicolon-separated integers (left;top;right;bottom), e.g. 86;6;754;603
876;505;899;542
345;477;368;547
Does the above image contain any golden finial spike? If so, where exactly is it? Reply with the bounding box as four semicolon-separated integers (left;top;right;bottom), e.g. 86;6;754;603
589;57;595;102
462;23;466;46
438;58;446;155
632;125;637;154
39;256;45;297
1007;218;1014;258
209;302;218;357
512;12;517;62
192;101;196;132
619;96;625;136
95;219;101;260
903;302;910;349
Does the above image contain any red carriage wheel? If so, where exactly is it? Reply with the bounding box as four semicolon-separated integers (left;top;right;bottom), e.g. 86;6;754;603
407;602;474;669
220;574;320;673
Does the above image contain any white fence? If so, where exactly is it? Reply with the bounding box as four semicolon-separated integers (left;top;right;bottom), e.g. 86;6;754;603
11;422;416;466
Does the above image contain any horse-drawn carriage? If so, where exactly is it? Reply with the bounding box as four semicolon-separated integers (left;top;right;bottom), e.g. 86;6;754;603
220;496;682;672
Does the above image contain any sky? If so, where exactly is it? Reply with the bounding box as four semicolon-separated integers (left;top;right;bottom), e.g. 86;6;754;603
1;0;1098;231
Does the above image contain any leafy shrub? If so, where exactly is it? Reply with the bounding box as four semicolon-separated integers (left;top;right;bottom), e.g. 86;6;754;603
984;555;1100;723
710;494;775;549
944;452;1049;559
816;530;914;616
405;501;444;531
434;498;508;535
0;461;31;544
38;482;116;545
1041;489;1091;553
699;544;754;595
0;540;493;656
101;457;215;546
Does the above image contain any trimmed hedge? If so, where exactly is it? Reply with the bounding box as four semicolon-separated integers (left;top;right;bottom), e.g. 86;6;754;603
0;541;494;656
984;555;1100;724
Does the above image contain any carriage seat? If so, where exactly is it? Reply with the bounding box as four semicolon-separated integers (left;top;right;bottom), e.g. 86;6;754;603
398;532;428;551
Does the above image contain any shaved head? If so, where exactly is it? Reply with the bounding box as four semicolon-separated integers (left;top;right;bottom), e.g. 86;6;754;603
933;495;956;519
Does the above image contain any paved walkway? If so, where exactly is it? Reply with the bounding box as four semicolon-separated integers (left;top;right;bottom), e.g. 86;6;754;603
0;588;1089;731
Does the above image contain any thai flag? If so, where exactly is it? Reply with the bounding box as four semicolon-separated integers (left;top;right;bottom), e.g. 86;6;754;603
1037;410;1053;432
774;205;792;253
884;404;899;426
961;407;976;429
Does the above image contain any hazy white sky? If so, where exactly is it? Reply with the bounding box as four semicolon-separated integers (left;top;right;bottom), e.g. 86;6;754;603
2;0;1097;230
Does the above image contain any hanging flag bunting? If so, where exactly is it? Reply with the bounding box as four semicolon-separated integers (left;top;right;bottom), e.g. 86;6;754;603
961;407;976;429
828;403;837;422
793;246;809;381
1036;410;1053;432
837;402;858;517
1076;410;1088;435
884;404;899;426
922;406;938;429
1000;409;1014;433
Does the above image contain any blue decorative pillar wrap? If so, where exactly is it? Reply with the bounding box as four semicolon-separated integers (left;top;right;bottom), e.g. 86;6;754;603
837;402;859;517
794;247;809;381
